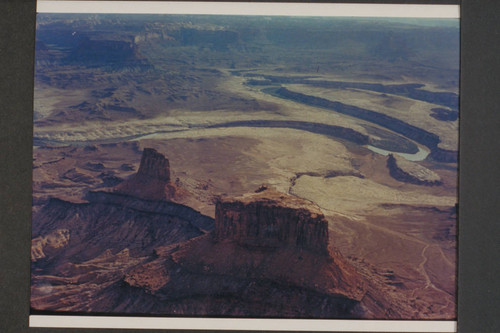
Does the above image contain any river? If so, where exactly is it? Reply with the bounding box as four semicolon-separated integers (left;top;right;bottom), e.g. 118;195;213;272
366;145;430;162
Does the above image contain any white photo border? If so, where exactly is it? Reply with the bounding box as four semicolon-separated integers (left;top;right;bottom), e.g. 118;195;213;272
30;316;458;332
37;1;460;18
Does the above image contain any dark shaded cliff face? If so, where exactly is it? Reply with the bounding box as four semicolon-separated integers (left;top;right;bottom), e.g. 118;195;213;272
215;189;329;254
430;108;458;122
104;236;366;319
105;189;367;318
31;186;366;318
63;37;152;70
136;148;170;182
114;148;187;201
208;119;370;146
264;85;458;162
31;194;213;266
30;191;214;312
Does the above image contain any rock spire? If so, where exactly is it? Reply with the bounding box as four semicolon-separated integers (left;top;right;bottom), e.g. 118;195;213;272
137;148;171;181
114;148;181;201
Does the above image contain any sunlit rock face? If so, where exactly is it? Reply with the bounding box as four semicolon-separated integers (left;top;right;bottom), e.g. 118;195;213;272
215;187;329;254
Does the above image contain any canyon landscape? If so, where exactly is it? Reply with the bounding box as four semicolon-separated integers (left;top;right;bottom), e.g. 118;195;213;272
31;12;459;320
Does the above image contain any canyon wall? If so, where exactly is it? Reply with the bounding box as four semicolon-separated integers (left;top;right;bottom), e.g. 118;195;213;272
214;188;329;254
136;148;171;182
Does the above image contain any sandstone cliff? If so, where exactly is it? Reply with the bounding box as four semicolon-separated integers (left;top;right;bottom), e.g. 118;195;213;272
32;147;369;318
114;148;187;201
136;148;171;182
30;191;215;312
108;187;367;318
31;145;371;318
215;187;328;254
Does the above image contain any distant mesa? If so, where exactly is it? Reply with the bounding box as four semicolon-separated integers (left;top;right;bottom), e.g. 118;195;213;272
83;145;99;152
215;187;329;254
98;171;124;188
62;168;97;185
85;162;105;171
65;37;151;69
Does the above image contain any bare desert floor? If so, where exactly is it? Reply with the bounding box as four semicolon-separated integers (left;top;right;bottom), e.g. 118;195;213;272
32;14;458;319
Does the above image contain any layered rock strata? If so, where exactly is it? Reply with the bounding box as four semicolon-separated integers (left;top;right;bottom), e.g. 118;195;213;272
215;187;329;254
86;191;214;232
32;148;367;317
136;148;171;182
111;187;367;318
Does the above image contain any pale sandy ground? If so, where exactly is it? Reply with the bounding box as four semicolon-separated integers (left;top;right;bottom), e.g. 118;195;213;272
280;84;458;151
142;127;353;195
220;70;457;150
35;70;456;152
33;85;89;119
32;125;457;318
291;175;455;218
32;68;457;319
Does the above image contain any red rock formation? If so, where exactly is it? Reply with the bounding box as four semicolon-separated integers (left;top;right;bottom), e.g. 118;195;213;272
33;181;367;317
215;188;329;254
137;148;170;182
114;188;367;317
114;148;186;201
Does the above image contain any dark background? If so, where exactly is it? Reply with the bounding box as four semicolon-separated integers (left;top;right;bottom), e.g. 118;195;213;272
1;0;498;332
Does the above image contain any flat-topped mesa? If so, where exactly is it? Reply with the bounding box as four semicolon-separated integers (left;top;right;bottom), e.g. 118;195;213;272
137;148;171;182
215;187;329;254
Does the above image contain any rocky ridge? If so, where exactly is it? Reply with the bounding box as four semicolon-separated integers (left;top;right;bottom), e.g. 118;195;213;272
114;187;367;318
387;154;442;186
32;149;366;318
31;148;216;312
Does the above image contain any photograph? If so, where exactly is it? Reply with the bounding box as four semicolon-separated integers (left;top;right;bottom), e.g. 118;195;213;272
29;1;459;331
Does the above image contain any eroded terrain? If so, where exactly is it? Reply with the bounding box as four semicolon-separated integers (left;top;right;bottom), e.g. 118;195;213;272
31;14;458;319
